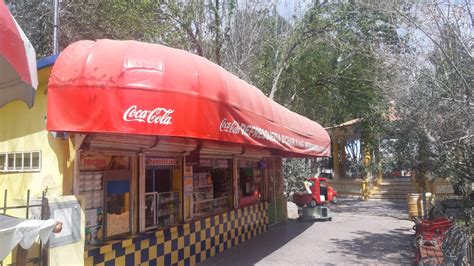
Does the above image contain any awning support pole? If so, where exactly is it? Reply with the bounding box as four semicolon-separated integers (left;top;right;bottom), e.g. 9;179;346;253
53;0;59;54
73;134;86;195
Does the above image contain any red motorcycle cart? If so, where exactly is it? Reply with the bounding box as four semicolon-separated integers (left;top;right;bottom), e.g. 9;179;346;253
293;177;338;207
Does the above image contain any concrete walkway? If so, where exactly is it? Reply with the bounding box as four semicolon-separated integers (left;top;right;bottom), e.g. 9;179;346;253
200;199;414;265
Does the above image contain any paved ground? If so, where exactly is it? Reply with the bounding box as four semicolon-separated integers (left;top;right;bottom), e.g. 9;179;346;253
200;198;414;265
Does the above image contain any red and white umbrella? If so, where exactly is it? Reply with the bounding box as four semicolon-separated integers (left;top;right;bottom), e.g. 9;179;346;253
0;1;38;108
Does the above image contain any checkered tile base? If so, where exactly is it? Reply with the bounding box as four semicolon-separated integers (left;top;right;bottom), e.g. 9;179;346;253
85;202;268;266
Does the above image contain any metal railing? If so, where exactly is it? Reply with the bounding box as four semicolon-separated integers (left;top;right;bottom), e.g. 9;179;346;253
0;189;47;266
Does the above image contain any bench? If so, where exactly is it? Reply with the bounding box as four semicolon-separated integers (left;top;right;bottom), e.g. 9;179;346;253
416;224;470;265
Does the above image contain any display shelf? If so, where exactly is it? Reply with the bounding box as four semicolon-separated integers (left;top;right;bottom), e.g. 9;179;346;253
157;210;176;216
193;199;214;204
192;168;231;219
193;212;210;218
157;199;180;206
193;185;213;189
146;191;179;230
80;170;104;211
212;196;229;213
193;196;230;219
213;196;228;201
192;183;213;202
157;211;176;216
156;191;179;228
144;193;157;229
193;194;212;199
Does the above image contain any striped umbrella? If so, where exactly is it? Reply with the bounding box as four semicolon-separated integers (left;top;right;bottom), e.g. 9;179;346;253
0;1;38;108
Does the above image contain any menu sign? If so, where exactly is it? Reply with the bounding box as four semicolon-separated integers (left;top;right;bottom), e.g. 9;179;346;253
80;153;129;171
80;153;108;170
184;166;193;176
184;176;193;194
146;157;179;166
213;159;229;168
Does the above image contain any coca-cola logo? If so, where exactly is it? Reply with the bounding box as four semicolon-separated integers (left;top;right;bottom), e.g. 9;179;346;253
123;105;174;125
219;118;241;134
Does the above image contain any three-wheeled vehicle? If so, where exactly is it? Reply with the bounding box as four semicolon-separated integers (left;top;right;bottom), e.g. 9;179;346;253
292;177;337;221
293;177;337;208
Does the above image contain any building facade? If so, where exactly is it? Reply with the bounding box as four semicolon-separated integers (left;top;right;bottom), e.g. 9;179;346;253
1;40;330;265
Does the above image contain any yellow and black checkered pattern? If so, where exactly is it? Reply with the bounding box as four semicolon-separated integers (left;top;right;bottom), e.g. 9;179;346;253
85;202;268;266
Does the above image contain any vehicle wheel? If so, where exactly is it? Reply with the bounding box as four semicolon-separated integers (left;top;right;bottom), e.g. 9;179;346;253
332;196;338;204
309;199;317;207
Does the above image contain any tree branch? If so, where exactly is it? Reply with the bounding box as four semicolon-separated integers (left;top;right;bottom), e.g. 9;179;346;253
389;3;471;105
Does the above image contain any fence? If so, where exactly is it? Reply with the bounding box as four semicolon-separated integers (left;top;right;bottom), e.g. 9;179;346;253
0;189;47;266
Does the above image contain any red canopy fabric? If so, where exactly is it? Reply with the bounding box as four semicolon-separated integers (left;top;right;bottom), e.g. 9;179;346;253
47;40;330;157
0;1;38;108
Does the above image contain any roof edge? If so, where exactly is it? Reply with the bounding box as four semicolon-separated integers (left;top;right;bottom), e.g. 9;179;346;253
37;54;58;70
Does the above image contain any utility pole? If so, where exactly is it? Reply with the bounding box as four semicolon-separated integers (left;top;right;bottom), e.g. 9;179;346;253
53;0;59;54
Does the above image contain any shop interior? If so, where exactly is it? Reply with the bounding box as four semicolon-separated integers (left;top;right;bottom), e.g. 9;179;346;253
104;171;131;239
144;160;181;231
81;154;132;246
82;154;270;246
238;159;264;207
192;159;232;218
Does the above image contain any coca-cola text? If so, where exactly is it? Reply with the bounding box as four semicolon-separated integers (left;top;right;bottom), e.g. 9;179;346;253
123;105;174;125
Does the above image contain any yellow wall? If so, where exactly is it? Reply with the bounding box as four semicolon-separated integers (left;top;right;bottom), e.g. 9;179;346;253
0;66;80;265
0;66;73;211
172;166;183;222
48;195;85;266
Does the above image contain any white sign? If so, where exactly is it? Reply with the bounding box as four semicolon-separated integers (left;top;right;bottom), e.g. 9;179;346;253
146;157;179;166
123;105;174;125
219;118;324;152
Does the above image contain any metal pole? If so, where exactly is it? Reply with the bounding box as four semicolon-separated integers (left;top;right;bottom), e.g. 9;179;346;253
0;190;4;266
26;189;30;219
40;190;48;266
3;189;7;214
53;0;59;54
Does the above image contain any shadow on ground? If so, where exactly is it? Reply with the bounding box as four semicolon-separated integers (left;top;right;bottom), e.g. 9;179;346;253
329;229;414;264
330;198;409;220
200;220;312;266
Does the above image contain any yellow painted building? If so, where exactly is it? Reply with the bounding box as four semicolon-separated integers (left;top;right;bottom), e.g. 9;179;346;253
0;55;73;209
0;56;85;266
0;54;287;266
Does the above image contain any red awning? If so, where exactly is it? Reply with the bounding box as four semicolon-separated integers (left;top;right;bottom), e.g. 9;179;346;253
47;40;330;157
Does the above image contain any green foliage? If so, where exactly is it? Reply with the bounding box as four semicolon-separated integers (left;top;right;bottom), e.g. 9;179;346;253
7;0;54;57
249;1;406;187
8;0;164;57
380;2;472;221
260;1;401;128
283;158;314;194
59;1;163;48
12;2;470;206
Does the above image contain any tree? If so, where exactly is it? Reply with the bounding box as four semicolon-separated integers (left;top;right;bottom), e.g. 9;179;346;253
155;0;242;66
59;1;163;47
283;158;314;194
6;0;54;57
269;1;407;186
221;2;281;83
371;0;472;222
7;0;163;57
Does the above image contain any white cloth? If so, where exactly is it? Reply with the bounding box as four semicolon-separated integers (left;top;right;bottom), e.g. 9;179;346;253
0;217;56;260
304;181;313;194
